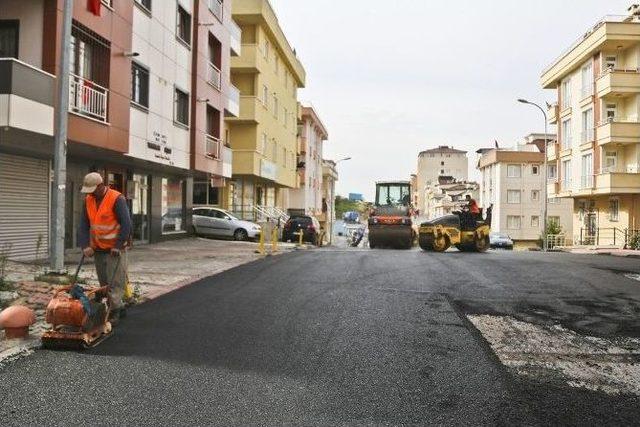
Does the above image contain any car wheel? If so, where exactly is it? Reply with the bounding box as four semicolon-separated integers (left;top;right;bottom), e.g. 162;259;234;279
190;225;198;236
234;229;249;241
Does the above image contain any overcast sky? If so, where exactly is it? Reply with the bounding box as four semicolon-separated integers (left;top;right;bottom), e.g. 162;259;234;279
269;0;631;199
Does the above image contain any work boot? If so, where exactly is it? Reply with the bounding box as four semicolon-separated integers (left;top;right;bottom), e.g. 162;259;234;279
109;309;123;327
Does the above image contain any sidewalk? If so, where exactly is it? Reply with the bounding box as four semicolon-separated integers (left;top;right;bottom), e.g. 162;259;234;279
0;237;301;362
559;246;640;258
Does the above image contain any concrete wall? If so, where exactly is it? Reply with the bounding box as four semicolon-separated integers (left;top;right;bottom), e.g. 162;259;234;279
0;0;44;68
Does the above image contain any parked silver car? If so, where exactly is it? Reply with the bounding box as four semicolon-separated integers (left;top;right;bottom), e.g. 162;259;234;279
192;207;261;241
489;232;514;250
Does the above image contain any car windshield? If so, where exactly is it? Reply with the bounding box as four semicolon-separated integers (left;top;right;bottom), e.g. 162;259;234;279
376;183;411;206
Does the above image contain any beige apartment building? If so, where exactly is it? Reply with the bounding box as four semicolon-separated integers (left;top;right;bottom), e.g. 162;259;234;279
321;160;339;242
225;0;306;220
424;178;479;219
416;146;468;215
541;8;640;245
289;104;329;217
478;143;573;244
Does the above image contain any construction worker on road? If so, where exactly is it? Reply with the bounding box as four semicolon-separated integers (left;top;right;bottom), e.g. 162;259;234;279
77;172;132;325
465;194;480;216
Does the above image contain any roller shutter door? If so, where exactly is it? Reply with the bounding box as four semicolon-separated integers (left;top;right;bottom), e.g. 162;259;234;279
0;153;50;260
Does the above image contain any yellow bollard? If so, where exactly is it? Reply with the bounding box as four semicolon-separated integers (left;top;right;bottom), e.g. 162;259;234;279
255;228;266;255
298;229;304;247
271;226;279;253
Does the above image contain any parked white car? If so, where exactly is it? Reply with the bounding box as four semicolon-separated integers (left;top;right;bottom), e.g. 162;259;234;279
192;207;261;241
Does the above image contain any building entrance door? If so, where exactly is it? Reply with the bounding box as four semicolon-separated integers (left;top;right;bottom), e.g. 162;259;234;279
130;174;150;243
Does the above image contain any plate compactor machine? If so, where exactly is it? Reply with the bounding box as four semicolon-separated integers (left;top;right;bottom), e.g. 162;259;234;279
41;256;116;350
419;206;492;253
368;181;415;249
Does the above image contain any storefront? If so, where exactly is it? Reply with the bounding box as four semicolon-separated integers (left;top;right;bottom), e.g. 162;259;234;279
228;176;280;220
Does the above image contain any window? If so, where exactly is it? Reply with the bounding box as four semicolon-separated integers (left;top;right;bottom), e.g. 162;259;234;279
581;62;593;98
605;103;617;122
440;169;445;174
548;216;560;226
273;96;279;119
609;199;619;221
561;119;572;149
264;40;270;59
531;216;540;228
561;78;571;109
581;153;593;188
260;133;267;154
193;182;219;205
161;178;185;233
440;161;445;166
177;6;191;46
548;164;557;180
0;20;19;58
581;108;593;143
561;160;572;190
548;198;559;205
507;164;521;178
174;88;189;126
532;165;539;175
206;105;220;137
131;62;149;108
275;55;280;75
262;85;268;106
604;55;617;71
531;190;540;201
604;151;617;172
134;0;152;12
507;190;521;204
507;216;521;229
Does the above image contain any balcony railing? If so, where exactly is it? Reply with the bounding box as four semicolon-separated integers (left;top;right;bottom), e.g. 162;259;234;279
69;73;108;122
205;135;221;159
226;84;240;117
208;0;223;22
207;62;221;90
580;175;594;189
222;144;232;178
101;0;113;7
228;17;242;56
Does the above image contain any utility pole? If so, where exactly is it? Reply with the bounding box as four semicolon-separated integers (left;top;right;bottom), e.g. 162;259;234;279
50;0;74;273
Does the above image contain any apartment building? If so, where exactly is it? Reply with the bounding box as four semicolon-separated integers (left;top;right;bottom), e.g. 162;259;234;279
321;160;339;242
0;0;240;259
424;178;479;219
541;8;640;245
416;146;468;215
478;144;573;244
225;0;306;220
288;103;328;217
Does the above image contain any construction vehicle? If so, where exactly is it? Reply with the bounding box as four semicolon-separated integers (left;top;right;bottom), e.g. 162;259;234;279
41;256;115;350
418;206;492;252
368;181;415;249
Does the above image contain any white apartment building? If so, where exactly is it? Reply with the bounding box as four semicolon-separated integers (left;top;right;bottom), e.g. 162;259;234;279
416;146;468;215
478;144;573;243
424;178;479;219
289;104;328;217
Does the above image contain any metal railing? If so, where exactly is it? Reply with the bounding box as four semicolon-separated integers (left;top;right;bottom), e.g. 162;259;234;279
69;73;108;122
101;0;113;7
208;0;223;22
578;227;640;247
542;15;632;74
205;135;221;159
207;62;221;90
546;234;566;250
253;205;289;223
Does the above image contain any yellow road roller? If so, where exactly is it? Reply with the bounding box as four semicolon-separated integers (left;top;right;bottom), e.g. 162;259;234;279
418;207;492;253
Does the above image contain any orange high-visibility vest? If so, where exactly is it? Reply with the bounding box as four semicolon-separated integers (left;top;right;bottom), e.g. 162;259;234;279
86;189;122;250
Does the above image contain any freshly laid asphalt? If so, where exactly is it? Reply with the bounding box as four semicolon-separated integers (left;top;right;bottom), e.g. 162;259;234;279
1;248;640;426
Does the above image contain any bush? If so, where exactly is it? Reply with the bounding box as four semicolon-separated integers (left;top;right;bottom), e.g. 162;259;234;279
628;232;640;250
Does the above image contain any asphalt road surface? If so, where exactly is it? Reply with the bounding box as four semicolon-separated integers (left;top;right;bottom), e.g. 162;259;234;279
2;248;640;426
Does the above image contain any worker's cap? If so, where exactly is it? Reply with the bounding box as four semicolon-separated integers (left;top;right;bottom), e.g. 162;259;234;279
80;172;104;194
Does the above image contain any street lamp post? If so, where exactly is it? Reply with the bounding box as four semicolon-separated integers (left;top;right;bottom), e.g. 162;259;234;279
329;157;351;246
518;99;549;252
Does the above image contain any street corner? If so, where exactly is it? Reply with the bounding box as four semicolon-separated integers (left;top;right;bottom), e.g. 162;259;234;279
467;314;640;396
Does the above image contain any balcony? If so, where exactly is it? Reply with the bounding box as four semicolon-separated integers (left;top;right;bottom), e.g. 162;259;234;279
0;59;55;142
69;74;108;123
225;84;240;117
547;142;557;160
231;44;263;73
547;181;560;197
547;102;558;125
205;135;221;159
227;16;242;56
596;119;640;145
207;62;222;91
208;0;223;22
580;174;594;189
595;172;640;194
221;144;233;178
596;69;640;97
225;96;266;123
298;136;307;154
